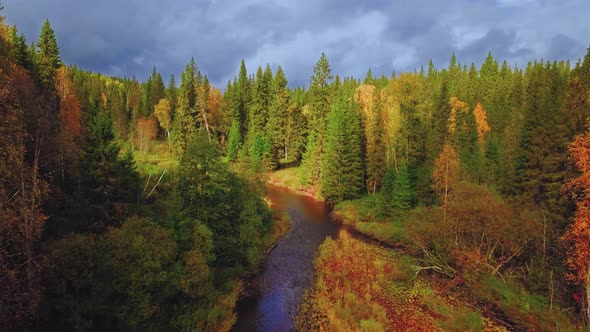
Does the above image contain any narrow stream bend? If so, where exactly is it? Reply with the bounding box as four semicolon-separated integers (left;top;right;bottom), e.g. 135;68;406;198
233;185;340;331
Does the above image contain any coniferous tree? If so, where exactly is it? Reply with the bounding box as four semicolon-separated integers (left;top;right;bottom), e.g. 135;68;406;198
37;20;61;87
321;83;364;203
237;59;251;139
267;65;289;161
227;121;241;161
80;99;140;231
172;58;198;153
391;163;413;210
302;53;332;184
365;90;386;194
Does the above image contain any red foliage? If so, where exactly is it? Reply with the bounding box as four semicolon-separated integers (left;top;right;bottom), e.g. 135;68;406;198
563;122;590;320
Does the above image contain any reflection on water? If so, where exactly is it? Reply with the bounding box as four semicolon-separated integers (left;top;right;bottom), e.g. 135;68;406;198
233;185;340;332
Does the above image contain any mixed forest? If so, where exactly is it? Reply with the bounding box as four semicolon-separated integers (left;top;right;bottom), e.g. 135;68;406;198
2;6;590;331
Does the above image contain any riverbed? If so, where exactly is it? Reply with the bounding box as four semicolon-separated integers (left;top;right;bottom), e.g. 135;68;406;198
232;185;340;331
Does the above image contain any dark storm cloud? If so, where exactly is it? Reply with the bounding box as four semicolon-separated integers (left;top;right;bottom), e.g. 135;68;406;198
3;0;590;88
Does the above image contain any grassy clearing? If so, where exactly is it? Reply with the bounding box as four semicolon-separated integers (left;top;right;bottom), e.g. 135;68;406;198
296;230;493;331
335;193;388;225
267;165;323;200
131;141;179;176
330;196;578;330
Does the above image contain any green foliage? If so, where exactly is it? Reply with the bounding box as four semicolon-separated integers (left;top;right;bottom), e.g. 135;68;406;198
249;134;273;170
391;163;414;211
177;132;271;269
79;101;140;230
36;19;61;87
321;87;364;203
301;53;333;184
226;120;241;161
172;58;199;153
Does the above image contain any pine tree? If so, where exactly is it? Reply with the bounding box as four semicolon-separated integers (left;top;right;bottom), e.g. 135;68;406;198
172;58;198;153
391;163;413;210
80;99;139;230
37;20;61;87
237;59;251;138
267;65;289;161
10;27;32;70
227;121;241;161
516;62;570;229
302;53;332;184
321;85;364;203
166;74;178;117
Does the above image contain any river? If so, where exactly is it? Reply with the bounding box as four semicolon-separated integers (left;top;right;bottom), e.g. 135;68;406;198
232;185;340;331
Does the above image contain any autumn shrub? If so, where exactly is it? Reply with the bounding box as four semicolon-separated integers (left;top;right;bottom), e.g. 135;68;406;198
296;231;393;330
408;181;542;279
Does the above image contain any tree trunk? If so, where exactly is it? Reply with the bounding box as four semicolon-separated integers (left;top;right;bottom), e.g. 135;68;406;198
202;111;211;140
285;140;288;161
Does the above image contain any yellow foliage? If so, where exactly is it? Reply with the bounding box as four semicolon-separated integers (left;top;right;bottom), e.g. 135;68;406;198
473;102;491;146
448;96;470;134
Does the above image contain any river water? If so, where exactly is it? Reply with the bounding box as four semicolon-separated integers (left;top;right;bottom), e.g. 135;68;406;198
232;185;340;331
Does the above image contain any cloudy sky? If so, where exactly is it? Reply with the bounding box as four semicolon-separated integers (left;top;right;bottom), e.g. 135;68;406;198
3;0;589;87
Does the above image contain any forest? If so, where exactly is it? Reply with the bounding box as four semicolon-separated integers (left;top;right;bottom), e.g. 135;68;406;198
2;5;590;331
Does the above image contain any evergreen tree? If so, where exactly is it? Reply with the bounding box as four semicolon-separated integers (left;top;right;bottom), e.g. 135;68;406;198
166;74;178;117
10;27;32;70
37;20;61;87
302;53;332;184
391;163;413;210
516;62;570;226
226;120;241;161
267;65;289;161
80;99;140;231
172;58;198;153
321;85;364;203
236;59;251;138
365;90;386;194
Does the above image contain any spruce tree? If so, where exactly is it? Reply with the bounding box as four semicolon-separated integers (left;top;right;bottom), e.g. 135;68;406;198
166;74;178;116
237;60;251;138
172;58;198;153
37;19;61;87
267;66;289;160
365;89;386;194
321;85;364;203
391;163;413;211
80;99;139;230
302;53;332;184
227;121;241;161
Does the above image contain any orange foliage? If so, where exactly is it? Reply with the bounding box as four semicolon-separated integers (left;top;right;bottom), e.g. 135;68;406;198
473;102;491;146
448;97;469;134
563;122;590;320
55;67;82;177
297;230;439;331
432;143;460;197
136;117;158;153
0;58;49;328
355;83;377;119
207;87;223;129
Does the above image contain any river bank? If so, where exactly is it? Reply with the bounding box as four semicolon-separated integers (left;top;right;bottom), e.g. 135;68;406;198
232;185;340;331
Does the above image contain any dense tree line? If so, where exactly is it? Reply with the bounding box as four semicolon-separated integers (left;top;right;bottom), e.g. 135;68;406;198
225;50;590;324
2;5;590;328
0;13;272;331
